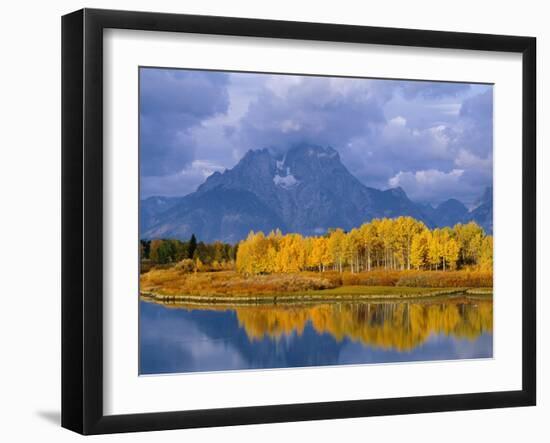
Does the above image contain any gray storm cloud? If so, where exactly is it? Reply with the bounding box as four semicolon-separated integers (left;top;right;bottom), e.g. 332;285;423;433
139;68;493;206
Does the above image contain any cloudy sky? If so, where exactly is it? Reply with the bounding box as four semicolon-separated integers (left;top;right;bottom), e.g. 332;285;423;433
140;67;493;206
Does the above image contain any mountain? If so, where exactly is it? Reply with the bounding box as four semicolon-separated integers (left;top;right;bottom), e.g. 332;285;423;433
140;196;181;234
416;189;492;234
140;145;493;242
141;188;287;244
466;186;493;234
431;199;469;228
196;146;431;235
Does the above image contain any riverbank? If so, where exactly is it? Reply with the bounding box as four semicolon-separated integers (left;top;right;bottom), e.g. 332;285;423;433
140;285;493;306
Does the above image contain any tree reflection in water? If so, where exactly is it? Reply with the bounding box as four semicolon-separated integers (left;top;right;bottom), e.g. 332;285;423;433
153;296;492;352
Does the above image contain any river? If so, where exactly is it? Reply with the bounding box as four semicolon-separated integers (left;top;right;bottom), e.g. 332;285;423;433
139;295;493;375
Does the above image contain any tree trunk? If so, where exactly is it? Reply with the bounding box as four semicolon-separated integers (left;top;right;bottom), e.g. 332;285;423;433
367;250;371;271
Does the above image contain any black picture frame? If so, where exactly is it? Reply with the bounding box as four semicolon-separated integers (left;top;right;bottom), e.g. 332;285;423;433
62;8;536;435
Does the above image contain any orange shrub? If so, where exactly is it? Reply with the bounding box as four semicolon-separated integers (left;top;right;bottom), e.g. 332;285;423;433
140;270;338;296
395;271;492;288
338;270;492;288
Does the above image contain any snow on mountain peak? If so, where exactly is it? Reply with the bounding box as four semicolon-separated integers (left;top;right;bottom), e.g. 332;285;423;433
273;167;299;189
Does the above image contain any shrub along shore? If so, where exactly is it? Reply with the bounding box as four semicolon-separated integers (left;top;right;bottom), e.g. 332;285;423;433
140;268;492;304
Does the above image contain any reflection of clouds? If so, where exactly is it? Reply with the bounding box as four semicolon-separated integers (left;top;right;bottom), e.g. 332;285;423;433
337;332;493;365
184;336;247;371
449;333;493;359
140;308;247;373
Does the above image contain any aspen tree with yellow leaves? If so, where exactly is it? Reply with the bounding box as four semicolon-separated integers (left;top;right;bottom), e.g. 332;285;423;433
234;217;492;275
309;236;331;271
328;228;346;273
410;230;430;270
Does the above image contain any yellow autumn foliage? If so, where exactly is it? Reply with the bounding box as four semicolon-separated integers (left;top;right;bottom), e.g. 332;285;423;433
236;217;492;275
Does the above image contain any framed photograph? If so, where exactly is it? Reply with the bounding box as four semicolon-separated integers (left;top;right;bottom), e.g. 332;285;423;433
62;8;536;434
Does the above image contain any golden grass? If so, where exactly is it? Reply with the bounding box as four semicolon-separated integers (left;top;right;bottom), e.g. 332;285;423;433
140;269;336;297
140;268;493;302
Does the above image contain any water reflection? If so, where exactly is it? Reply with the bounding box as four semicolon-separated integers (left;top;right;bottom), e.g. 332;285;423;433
139;296;493;375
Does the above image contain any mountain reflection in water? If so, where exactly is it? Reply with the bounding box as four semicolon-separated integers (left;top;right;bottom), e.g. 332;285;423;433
139;296;493;375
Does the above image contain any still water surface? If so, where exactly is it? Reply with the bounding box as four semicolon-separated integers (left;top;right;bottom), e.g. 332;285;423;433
139;296;492;375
